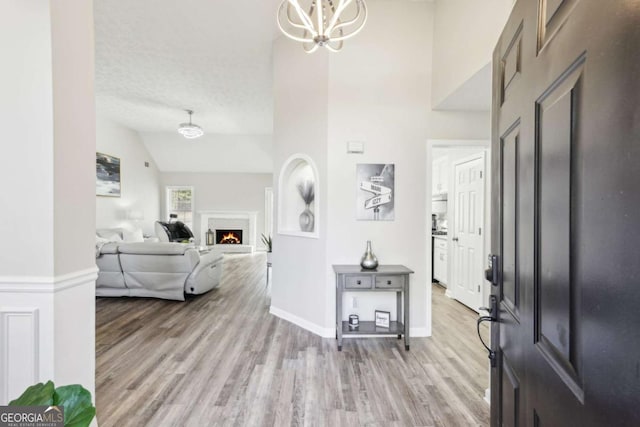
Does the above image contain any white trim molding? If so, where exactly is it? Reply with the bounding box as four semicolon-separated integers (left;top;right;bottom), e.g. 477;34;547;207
0;308;39;404
0;268;98;293
269;306;334;338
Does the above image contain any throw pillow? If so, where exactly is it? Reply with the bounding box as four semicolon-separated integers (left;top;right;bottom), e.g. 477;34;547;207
103;233;123;242
123;228;144;242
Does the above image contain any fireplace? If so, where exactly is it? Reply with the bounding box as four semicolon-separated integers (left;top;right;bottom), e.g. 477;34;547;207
216;229;243;245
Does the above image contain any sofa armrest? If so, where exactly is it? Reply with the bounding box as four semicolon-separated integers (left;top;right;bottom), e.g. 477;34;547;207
186;252;224;294
118;242;190;255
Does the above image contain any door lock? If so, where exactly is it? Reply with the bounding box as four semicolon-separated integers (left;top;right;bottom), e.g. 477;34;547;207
484;254;499;286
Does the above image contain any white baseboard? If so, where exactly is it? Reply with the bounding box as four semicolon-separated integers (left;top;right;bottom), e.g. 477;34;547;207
484;388;491;405
445;289;455;299
269;306;334;338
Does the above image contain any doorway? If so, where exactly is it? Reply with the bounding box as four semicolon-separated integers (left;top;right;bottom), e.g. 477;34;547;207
427;139;492;401
450;152;485;311
428;141;491;310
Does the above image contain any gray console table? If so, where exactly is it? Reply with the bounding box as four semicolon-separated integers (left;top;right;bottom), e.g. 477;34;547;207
333;264;414;351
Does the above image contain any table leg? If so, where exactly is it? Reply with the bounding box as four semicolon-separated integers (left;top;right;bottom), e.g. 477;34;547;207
336;274;343;351
404;278;410;350
397;290;402;339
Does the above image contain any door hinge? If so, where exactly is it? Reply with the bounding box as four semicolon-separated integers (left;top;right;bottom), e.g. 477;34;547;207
479;227;482;235
477;285;480;292
480;171;483;178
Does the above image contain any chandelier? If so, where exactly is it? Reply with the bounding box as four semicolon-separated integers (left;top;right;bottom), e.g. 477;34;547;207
277;0;368;53
177;110;204;139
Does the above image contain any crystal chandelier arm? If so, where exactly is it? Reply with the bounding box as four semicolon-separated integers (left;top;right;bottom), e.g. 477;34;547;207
328;0;367;42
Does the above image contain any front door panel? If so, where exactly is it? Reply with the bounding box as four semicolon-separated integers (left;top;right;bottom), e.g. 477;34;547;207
492;1;640;426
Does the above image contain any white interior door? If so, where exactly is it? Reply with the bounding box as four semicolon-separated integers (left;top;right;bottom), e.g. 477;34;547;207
452;154;485;311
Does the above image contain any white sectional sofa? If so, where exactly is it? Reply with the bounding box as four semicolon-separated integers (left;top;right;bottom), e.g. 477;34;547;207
95;229;223;301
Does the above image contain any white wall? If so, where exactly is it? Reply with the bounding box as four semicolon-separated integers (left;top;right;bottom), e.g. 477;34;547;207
271;38;330;335
431;0;513;107
96;118;161;236
271;0;495;339
159;172;273;245
0;0;96;411
327;0;433;334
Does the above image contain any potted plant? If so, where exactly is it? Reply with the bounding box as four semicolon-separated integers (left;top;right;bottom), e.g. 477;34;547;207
9;380;96;427
261;234;272;263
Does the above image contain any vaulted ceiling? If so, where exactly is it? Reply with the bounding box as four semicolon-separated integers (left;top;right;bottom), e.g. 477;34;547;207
94;0;281;172
94;0;485;174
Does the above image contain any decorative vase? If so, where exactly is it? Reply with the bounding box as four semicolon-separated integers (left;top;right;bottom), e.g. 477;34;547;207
360;240;379;270
299;204;315;232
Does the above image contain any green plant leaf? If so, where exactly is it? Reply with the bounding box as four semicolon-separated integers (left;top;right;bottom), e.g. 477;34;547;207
54;385;96;427
9;381;55;406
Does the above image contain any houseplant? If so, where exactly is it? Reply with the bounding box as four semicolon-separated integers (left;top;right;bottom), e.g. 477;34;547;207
261;234;272;252
9;381;96;427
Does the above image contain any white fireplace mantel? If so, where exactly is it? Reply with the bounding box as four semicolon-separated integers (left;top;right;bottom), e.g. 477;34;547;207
199;210;258;251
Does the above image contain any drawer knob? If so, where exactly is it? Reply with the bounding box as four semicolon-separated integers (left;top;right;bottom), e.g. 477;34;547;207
387;280;392;285
357;280;361;285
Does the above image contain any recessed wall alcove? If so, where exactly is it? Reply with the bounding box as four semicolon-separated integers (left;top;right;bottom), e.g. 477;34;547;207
277;154;320;239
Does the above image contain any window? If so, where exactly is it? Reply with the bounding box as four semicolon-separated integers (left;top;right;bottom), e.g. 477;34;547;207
166;186;194;229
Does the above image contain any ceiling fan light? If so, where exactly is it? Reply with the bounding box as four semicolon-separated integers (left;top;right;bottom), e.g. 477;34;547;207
177;110;204;139
178;123;204;139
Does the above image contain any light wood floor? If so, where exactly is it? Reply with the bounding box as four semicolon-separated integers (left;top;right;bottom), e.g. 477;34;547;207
96;254;490;426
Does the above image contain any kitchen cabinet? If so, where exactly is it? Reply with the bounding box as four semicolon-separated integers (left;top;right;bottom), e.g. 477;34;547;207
432;156;449;196
433;236;448;284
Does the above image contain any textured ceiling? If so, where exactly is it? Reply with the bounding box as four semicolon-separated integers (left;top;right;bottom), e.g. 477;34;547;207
94;0;277;136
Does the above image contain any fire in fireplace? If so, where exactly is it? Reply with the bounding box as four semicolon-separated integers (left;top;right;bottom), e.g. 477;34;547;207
216;229;243;245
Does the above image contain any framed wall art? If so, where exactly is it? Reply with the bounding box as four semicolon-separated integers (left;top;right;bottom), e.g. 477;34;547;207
356;163;395;221
96;152;121;197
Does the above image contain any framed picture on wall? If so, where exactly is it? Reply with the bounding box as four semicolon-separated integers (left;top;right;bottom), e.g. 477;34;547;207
356;163;395;221
96;152;121;197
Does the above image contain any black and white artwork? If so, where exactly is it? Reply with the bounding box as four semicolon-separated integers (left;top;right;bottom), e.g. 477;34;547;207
356;163;395;221
96;152;121;197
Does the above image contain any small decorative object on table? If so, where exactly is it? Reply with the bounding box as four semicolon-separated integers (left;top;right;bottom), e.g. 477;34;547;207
360;240;379;270
375;310;390;328
348;314;359;330
297;180;315;232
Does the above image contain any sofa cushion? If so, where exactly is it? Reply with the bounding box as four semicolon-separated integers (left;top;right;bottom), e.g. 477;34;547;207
118;242;191;255
99;242;120;254
97;228;124;242
123;228;144;242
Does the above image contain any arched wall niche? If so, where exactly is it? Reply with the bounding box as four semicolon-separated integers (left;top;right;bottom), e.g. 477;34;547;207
277;153;320;239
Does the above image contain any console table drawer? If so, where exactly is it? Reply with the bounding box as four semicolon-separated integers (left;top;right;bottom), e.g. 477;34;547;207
345;276;372;289
375;275;404;289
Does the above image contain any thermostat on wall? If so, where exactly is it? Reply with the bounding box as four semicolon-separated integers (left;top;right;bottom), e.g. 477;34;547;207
347;141;364;153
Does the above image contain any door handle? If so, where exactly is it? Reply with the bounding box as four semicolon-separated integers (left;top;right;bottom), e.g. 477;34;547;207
452;237;459;242
477;295;498;367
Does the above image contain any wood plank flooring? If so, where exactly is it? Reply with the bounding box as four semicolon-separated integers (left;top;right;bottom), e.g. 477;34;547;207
96;254;490;426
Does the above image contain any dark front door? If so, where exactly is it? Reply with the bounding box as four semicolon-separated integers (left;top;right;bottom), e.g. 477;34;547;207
491;1;640;426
